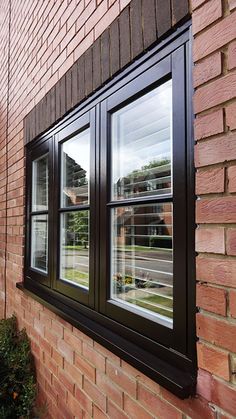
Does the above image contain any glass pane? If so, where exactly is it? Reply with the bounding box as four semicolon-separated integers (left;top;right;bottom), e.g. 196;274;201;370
61;128;90;207
32;154;48;211
31;214;48;273
60;211;89;289
111;80;172;201
111;203;173;324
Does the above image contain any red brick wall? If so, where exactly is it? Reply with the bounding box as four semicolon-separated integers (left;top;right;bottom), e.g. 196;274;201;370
193;0;236;417
0;0;236;418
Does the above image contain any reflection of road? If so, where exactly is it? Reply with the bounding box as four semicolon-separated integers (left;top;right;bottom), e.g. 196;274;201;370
63;249;89;275
115;248;173;288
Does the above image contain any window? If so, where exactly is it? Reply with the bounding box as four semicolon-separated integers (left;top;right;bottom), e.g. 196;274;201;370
23;27;196;398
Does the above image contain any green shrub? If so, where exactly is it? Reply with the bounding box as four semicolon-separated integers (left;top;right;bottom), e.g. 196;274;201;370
0;315;36;418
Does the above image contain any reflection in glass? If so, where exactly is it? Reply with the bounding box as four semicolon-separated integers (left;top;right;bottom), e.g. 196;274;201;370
111;80;172;200
32;154;48;211
60;211;89;288
31;215;48;273
61;128;90;207
111;204;173;324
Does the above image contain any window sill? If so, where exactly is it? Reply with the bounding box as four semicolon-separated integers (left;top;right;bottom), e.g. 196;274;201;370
16;281;196;399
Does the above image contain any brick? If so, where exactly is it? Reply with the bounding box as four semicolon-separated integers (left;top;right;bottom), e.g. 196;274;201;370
193;0;222;35
226;103;236;131
96;371;123;408
193;11;236;61
197;196;236;224
195;134;236;167
228;166;236;193
74;352;96;382
124;394;153;419
83;377;106;412
171;0;189;25
119;7;131;68
64;360;83;387
229;0;236;11
142;0;157;49
212;378;236;417
192;0;210;10
197;313;236;353
229;290;236;318
196;255;236;287
196;167;225;194
194;73;236;113
84;47;93;96
57;339;74;363
107;400;129;419
196;227;225;254
110;19;120;76
82;342;106;372
67;392;84;417
194;53;222;88
74;386;93;415
197;342;229;380
137;383;182;419
58;368;75;394
226;228;236;255
160;387;216;419
93;405;108;419
94;2;120;39
106;360;136;397
130;0;143;58
194;109;223;139
93;38;101;90
155;0;171;37
197;369;213;401
101;29;110;83
196;283;227;316
228;40;236;70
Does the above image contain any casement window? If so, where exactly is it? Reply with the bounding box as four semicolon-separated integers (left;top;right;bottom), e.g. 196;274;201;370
23;26;196;398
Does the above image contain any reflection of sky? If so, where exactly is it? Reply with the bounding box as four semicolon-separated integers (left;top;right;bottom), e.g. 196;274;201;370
112;80;172;183
63;128;90;174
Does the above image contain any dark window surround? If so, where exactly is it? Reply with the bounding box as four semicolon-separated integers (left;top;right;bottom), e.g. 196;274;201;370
19;22;196;399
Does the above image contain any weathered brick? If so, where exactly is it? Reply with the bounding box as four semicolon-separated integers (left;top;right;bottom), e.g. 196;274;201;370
226;228;236;256
228;166;236;193
228;40;236;70
196;255;236;287
195;134;236;167
196;197;236;224
229;289;236;318
192;0;222;35
196;227;225;254
197;342;229;380
193;11;236;61
212;378;236;417
124;394;153;419
197;313;236;353
196;283;227;316
226;103;236;131
196;167;225;194
194;73;236;113
194;53;222;88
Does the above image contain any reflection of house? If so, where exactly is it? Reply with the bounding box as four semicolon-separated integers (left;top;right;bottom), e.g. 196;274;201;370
116;204;172;249
63;154;88;205
116;161;171;200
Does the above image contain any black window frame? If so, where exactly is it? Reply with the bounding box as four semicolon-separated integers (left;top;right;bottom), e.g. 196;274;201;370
22;23;196;399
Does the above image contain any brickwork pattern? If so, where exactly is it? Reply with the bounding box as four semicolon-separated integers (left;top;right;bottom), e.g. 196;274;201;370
0;0;236;417
193;1;236;418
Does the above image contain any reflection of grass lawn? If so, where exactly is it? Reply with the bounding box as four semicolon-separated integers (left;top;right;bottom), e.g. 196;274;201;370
64;245;87;251
61;268;89;287
126;294;173;318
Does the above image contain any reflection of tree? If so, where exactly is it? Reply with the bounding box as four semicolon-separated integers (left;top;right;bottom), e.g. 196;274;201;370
128;158;170;180
68;211;88;249
64;154;88;205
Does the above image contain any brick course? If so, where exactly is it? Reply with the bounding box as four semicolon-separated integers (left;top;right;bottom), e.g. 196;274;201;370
0;0;236;418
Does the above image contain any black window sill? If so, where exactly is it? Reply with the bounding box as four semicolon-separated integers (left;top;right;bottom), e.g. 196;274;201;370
16;281;196;399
